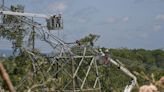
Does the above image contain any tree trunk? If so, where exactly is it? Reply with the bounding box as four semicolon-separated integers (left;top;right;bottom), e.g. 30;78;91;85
0;63;16;92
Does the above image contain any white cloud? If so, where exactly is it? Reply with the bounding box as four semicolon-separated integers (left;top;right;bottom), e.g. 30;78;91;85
48;2;67;12
140;33;148;38
107;16;116;23
106;16;130;23
122;16;129;22
153;24;161;31
134;0;164;3
156;14;164;21
30;0;40;2
77;18;87;23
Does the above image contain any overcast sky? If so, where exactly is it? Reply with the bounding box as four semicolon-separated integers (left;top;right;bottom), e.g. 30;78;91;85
0;0;164;50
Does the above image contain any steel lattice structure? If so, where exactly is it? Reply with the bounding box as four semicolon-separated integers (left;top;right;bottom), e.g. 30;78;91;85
0;2;137;92
24;29;102;91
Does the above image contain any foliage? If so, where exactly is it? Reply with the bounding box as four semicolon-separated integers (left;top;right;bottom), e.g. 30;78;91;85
0;48;164;91
0;5;30;55
78;34;100;46
0;4;163;91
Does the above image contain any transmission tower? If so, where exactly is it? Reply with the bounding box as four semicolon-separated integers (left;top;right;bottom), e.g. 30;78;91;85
0;3;102;92
0;2;137;92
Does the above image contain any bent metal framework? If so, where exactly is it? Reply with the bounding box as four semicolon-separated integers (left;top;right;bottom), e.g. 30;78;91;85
0;1;137;92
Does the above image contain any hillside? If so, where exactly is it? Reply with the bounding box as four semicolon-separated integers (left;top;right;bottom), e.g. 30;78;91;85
101;48;164;91
0;48;163;92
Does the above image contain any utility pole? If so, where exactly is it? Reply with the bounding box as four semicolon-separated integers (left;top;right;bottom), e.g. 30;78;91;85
2;0;4;8
32;17;35;52
0;0;4;9
0;0;4;23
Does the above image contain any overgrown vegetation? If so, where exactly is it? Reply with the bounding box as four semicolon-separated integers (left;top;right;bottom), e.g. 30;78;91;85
100;48;164;92
0;4;163;92
0;48;164;91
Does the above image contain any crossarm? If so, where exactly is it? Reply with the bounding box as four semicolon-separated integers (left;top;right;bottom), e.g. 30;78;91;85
0;10;49;19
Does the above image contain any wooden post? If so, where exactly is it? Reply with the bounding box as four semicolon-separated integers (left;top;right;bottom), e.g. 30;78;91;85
0;63;16;92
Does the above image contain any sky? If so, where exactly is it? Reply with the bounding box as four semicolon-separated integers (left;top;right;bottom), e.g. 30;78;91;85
0;0;164;51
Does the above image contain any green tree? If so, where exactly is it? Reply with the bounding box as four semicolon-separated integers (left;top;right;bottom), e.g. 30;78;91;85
0;5;27;55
